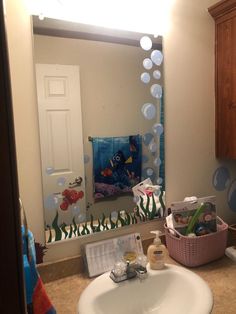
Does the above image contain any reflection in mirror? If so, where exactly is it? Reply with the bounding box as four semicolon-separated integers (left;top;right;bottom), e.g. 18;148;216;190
32;17;165;242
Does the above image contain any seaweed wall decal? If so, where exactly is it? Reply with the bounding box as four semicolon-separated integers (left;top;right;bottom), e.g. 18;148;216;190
46;187;165;243
52;211;62;241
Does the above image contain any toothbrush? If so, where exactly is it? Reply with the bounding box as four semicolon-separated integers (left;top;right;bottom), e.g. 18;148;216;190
185;203;206;235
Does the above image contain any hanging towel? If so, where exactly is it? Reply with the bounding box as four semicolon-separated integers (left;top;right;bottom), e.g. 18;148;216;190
92;135;142;199
22;226;56;314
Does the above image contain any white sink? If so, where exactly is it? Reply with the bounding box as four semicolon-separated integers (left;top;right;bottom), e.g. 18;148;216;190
78;263;213;314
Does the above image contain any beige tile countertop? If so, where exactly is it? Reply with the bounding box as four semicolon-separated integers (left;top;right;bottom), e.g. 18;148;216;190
44;255;236;314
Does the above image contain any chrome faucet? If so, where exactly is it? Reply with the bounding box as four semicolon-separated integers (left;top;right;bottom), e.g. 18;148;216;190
110;259;148;283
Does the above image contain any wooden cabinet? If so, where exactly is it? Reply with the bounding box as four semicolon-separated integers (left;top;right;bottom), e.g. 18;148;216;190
209;0;236;158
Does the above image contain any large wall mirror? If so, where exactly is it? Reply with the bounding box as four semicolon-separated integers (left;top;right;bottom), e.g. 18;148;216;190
32;16;165;243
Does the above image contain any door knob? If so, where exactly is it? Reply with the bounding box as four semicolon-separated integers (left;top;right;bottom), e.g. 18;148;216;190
69;176;83;188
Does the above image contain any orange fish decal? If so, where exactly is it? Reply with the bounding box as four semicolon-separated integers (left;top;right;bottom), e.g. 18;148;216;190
101;168;113;177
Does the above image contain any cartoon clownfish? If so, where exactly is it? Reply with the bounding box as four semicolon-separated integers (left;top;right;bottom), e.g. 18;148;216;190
101;168;113;177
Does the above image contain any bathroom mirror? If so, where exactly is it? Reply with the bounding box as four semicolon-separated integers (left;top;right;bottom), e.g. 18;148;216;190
32;16;165;243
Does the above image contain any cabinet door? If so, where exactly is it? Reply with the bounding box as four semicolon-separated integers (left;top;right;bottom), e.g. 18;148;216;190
216;12;236;158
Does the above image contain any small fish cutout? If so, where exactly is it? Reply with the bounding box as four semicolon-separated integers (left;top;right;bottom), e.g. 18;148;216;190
101;168;113;177
125;156;133;164
130;143;137;152
129;136;138;152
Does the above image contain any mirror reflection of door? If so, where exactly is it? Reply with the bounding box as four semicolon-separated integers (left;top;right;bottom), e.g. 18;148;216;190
36;64;86;239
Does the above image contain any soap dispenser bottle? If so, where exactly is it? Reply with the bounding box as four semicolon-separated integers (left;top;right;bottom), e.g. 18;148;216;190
147;231;166;270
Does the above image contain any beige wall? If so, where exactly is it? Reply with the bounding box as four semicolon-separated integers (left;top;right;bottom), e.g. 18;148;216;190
5;0;236;262
164;0;236;223
5;0;45;244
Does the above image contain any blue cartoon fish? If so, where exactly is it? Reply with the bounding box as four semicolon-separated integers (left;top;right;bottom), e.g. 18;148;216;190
110;150;126;169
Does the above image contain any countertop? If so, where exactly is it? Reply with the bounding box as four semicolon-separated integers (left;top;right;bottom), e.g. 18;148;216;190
44;255;236;314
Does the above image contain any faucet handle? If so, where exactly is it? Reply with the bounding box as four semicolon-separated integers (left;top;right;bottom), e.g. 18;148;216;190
112;260;127;277
134;254;148;280
136;254;148;268
135;265;148;280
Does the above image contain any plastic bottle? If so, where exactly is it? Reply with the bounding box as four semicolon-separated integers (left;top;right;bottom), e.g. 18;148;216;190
147;231;166;270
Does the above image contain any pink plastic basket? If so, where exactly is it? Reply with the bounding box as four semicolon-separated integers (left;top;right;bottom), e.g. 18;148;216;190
164;216;228;267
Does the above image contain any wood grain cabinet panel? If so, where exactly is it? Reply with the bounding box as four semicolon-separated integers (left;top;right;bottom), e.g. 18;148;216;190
209;0;236;158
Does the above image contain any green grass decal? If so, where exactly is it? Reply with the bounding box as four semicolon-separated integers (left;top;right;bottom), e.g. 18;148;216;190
145;195;150;216
90;214;96;232
52;211;62;241
61;223;68;239
125;211;131;225
72;217;77;236
109;213;116;229
68;224;73;238
101;213;106;230
77;224;81;237
135;206;141;219
117;211;125;226
131;213;138;224
139;196;145;216
159;188;166;213
149;193;157;219
49;187;166;243
140;212;146;222
81;222;90;235
47;225;52;243
96;219;101;232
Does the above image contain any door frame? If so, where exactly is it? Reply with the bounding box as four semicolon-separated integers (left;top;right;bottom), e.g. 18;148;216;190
0;0;26;312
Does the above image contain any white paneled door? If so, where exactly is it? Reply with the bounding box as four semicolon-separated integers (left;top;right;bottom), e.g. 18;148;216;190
36;64;86;226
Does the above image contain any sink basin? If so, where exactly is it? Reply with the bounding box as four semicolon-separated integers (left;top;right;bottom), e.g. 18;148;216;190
78;264;213;314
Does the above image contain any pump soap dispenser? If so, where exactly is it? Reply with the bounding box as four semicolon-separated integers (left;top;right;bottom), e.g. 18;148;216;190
147;231;166;270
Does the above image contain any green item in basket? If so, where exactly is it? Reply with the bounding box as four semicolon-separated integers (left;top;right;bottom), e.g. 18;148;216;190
170;196;217;235
185;203;206;236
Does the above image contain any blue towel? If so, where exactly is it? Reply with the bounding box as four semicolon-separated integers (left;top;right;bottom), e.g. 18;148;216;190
92;135;142;199
22;226;56;313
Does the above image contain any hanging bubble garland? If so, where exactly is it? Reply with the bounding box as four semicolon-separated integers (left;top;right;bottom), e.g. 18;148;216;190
111;211;119;220
150;84;162;99
142;155;149;163
142;167;156;181
44;194;59;210
143;133;154;146
153;69;161;80
57;177;66;186
143;58;153;70
141;103;156;120
149;141;158;153
78;213;86;223
156;177;163;185
140;36;152;51
150;49;163;66
152;123;164;136
154;157;161;167
146;168;154;176
72;205;81;216
140;72;151;84
140;35;164;189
